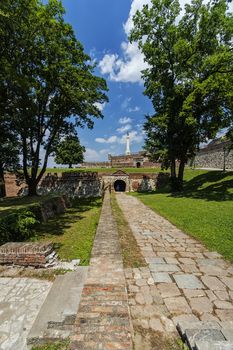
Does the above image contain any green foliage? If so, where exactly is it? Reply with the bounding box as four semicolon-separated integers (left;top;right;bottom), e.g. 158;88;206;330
130;0;233;190
0;0;108;196
31;340;70;350
55;135;85;168
0;208;39;244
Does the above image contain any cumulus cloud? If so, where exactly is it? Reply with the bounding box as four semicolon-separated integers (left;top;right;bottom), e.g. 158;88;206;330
84;148;101;162
94;102;107;112
99;0;151;83
119;117;132;124
117;124;132;134
95;130;144;145
128;106;140;112
99;0;233;84
95;135;118;144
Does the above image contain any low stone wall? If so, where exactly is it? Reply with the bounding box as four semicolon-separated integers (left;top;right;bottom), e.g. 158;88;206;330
38;172;101;198
4;170;170;198
102;172;169;193
194;149;233;169
0;242;54;267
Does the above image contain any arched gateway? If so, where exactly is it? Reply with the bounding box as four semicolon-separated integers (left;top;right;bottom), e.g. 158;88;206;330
114;179;126;192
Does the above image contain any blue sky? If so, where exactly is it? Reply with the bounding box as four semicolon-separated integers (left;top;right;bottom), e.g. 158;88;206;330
49;0;154;164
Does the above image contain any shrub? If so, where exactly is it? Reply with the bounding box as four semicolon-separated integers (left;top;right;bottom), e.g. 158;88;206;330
0;209;39;245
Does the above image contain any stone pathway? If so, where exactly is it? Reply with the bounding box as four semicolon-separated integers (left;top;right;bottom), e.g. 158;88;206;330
70;192;133;350
116;194;233;348
0;277;52;350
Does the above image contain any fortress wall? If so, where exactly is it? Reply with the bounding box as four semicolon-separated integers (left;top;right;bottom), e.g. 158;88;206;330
194;149;233;170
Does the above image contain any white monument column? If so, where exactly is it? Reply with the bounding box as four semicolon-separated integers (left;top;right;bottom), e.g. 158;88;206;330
125;132;131;155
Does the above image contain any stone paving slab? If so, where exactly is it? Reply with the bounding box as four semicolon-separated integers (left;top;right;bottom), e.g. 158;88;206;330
0;277;52;350
116;193;233;345
70;192;133;350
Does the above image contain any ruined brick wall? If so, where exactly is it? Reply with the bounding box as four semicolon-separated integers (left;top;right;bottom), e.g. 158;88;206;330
38;172;102;198
5;173;26;197
0;242;54;267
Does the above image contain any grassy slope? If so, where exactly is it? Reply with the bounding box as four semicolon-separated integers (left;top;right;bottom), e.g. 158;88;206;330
131;169;233;262
0;196;49;216
45;167;164;174
34;197;102;264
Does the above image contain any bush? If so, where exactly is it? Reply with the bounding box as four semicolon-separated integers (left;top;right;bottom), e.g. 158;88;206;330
0;209;39;245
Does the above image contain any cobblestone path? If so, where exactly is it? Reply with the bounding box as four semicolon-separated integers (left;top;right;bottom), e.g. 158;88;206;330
116;194;233;336
0;278;52;350
71;192;133;350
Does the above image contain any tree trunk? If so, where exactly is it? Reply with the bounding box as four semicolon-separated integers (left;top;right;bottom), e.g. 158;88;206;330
69;164;73;168
0;165;6;198
177;159;186;191
170;158;178;192
27;180;38;196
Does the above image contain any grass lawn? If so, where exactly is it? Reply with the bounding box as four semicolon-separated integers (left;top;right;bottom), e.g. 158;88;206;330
45;167;165;174
131;169;233;262
111;194;146;268
0;196;48;217
33;197;102;265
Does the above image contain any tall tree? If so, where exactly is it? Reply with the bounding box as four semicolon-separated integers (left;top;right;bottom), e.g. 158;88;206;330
0;117;19;197
55;135;85;168
130;0;233;190
0;0;108;196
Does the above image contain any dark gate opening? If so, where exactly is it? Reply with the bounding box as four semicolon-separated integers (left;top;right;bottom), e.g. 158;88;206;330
114;180;126;192
136;162;141;168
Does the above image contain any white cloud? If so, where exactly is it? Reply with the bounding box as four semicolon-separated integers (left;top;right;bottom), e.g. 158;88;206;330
121;97;132;109
98;54;119;75
95;135;118;144
95;130;144;145
128;106;140;112
98;0;151;83
119;117;132;124
117;124;132;134
84;148;101;162
94;101;107;112
99;0;233;84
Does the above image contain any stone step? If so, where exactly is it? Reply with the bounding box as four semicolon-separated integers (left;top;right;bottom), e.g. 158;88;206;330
177;320;233;350
27;267;88;347
195;341;233;350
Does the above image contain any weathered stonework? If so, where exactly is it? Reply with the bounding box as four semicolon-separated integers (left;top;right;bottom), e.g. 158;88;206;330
4;170;169;197
0;242;54;267
194;139;233;170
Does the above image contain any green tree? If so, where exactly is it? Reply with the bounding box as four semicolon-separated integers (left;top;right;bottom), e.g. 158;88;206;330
0;117;19;197
130;0;233;190
0;0;108;196
55;135;85;168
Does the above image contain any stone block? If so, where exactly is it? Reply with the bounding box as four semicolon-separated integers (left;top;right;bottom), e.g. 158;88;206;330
149;264;180;272
190;297;213;315
222;329;233;342
185;329;225;349
164;297;191;314
174;274;204;290
152;272;172;283
157;283;181;298
195;341;233;350
201;276;226;291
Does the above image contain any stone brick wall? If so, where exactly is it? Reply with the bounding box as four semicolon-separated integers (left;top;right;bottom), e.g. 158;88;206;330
194;149;233;170
0;242;54;267
101;172;169;192
4;170;169;198
38;172;101;198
